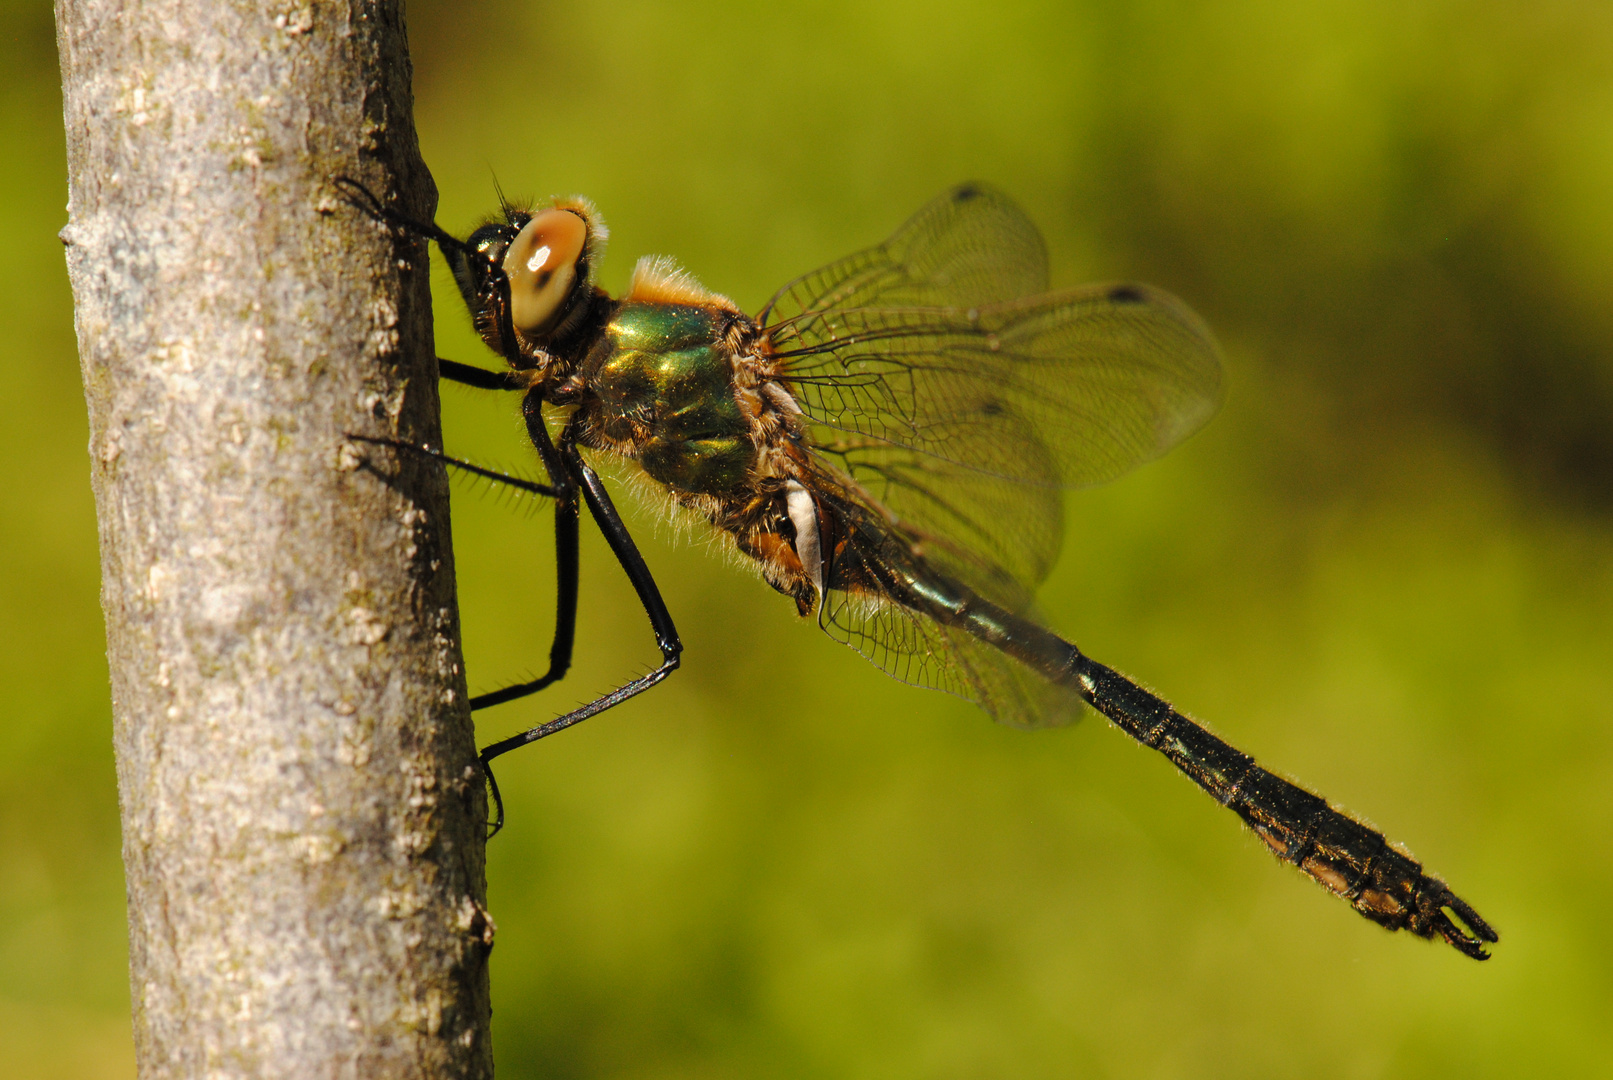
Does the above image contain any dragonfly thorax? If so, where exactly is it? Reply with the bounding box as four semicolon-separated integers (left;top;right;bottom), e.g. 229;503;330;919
578;300;756;492
562;258;824;614
570;258;804;494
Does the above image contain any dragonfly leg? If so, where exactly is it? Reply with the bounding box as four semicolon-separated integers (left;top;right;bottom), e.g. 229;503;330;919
1068;655;1499;959
345;435;561;500
438;357;526;392
470;479;580;836
333;176;484;263
363;393;587;831
469;486;579;711
477;452;682;832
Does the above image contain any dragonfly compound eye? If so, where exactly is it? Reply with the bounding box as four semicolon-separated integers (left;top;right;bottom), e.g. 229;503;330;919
503;208;589;338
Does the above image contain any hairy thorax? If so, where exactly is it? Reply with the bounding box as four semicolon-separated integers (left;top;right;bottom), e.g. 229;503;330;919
551;261;828;614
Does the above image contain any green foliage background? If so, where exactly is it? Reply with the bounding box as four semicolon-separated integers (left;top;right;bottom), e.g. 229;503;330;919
5;1;1611;1076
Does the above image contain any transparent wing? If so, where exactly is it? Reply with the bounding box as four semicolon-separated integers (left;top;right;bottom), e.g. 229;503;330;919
775;285;1222;489
812;434;1062;614
774;285;1222;613
820;583;1083;730
759;184;1222;725
759;182;1049;322
811;494;1083;730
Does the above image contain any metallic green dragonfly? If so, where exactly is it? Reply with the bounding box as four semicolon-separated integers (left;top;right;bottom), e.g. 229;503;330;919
339;179;1498;959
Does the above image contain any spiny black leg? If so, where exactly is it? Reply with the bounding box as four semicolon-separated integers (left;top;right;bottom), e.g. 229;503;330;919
346;435;560;499
359;416;582;834
438;358;527;392
471;487;579;711
464;396;581;718
478;454;682;831
472;482;580;837
335;178;522;366
334;177;482;262
570;455;681;663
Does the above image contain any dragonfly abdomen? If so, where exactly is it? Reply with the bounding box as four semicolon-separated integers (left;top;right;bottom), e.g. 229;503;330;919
880;554;1497;957
1069;657;1497;956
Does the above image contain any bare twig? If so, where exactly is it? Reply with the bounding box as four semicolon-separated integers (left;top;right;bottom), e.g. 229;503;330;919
56;1;492;1076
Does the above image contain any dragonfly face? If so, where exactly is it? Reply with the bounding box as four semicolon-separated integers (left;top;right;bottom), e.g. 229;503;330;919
444;197;609;364
338;178;1497;959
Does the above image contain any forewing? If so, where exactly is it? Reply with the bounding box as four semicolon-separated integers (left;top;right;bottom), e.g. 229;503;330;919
760;183;1049;323
778;283;1223;490
775;283;1221;612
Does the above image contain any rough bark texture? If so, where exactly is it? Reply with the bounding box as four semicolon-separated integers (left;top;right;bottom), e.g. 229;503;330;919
57;1;493;1077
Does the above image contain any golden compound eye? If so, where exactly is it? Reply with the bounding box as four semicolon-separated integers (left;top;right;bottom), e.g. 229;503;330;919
502;208;588;337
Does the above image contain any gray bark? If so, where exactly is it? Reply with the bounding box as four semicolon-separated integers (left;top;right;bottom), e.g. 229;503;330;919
56;2;493;1077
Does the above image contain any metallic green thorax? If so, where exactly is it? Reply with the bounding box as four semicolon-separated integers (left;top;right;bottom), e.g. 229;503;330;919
581;302;753;494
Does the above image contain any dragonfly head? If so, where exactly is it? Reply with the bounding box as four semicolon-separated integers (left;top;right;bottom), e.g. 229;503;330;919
449;196;609;355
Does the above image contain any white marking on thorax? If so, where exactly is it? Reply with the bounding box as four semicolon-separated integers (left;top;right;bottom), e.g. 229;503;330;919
761;380;802;415
785;479;823;597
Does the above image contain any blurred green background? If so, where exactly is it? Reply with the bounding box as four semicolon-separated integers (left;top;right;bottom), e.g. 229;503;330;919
5;0;1611;1076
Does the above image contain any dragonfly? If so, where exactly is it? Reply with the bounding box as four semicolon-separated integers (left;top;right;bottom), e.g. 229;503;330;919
337;178;1498;960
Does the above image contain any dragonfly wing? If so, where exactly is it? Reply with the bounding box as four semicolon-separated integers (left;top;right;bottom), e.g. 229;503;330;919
819;579;1084;731
778;283;1223;491
776;283;1221;609
760;185;1221;725
811;438;1061;614
807;483;1081;730
761;183;1049;323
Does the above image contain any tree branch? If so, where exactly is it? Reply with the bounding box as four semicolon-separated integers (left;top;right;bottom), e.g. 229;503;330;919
56;1;492;1075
